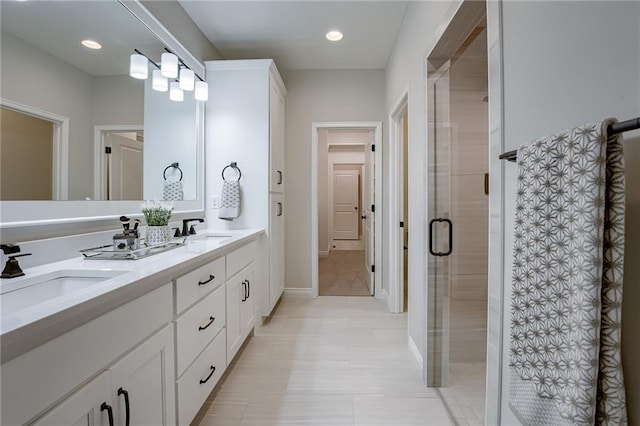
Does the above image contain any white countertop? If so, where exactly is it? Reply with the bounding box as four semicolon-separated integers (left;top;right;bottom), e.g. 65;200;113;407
0;228;263;363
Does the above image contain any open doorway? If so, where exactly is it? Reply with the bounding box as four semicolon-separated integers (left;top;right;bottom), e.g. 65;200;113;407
93;125;144;200
311;122;382;299
426;2;489;424
389;93;409;313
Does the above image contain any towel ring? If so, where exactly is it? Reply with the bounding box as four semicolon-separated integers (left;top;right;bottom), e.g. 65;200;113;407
163;163;183;181
222;162;242;182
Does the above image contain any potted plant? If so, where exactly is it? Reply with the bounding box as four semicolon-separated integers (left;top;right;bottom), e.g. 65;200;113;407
142;201;173;245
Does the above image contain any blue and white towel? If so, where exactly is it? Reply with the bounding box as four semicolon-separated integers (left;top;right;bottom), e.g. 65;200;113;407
509;119;627;425
218;180;240;220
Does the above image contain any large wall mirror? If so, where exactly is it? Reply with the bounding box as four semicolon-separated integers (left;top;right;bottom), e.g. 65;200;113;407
0;0;204;228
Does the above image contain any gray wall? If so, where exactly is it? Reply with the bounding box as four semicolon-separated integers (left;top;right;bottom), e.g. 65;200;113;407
498;1;640;423
281;69;386;289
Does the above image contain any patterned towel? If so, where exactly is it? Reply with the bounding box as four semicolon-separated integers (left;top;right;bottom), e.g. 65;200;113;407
509;119;626;425
163;180;183;201
218;180;240;220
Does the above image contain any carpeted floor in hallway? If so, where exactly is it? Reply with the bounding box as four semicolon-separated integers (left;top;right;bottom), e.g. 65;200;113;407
319;250;370;296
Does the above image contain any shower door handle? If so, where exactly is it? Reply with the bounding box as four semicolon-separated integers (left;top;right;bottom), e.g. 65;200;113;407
429;218;452;257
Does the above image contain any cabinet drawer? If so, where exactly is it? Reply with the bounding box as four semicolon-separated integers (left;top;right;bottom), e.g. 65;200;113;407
175;257;225;314
176;331;226;426
226;241;257;279
175;284;226;377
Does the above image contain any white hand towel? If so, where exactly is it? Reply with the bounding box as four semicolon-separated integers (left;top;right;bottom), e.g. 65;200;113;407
163;180;183;201
508;119;626;425
218;180;240;220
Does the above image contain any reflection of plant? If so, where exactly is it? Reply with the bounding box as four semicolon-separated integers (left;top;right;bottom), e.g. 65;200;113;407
142;201;173;226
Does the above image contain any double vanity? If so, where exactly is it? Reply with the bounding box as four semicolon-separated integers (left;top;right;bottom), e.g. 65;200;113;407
0;229;264;425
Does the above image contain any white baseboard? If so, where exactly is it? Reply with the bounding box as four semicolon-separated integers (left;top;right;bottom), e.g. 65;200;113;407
283;288;314;299
408;335;424;370
319;251;329;257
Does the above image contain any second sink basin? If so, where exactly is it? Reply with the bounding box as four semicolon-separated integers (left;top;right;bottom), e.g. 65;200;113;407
1;269;127;316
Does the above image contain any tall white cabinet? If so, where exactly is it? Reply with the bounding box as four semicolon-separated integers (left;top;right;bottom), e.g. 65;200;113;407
205;59;286;317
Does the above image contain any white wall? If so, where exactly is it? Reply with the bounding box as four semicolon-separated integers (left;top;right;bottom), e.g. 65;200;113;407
1;31;94;200
497;1;640;423
384;0;461;368
281;69;386;289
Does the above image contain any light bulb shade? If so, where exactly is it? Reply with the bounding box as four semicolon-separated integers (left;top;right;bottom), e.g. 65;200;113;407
169;82;184;102
194;80;208;101
161;52;179;78
179;68;195;91
129;54;148;79
152;70;168;92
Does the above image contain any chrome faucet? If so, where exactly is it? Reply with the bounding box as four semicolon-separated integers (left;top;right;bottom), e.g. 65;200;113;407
181;218;205;236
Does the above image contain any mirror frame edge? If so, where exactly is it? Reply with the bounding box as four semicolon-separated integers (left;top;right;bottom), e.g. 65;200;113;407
0;0;206;237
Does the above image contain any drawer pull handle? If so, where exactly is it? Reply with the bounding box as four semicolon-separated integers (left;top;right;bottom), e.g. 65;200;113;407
198;316;216;331
198;275;215;286
277;170;283;184
199;365;216;384
101;402;115;426
117;388;130;426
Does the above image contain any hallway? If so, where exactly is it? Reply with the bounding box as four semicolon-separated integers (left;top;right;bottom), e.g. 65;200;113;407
194;296;453;425
318;250;370;296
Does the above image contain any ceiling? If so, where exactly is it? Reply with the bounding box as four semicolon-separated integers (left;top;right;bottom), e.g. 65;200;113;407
178;1;410;71
0;1;164;76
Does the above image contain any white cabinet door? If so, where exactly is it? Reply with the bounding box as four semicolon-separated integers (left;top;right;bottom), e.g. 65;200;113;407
110;324;176;426
226;264;256;362
269;194;285;310
240;267;256;334
32;372;112;426
269;77;285;194
226;272;244;362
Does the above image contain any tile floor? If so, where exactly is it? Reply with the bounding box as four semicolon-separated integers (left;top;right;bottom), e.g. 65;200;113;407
193;296;455;425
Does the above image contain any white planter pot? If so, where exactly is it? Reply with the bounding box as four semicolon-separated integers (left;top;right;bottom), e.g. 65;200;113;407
146;226;171;245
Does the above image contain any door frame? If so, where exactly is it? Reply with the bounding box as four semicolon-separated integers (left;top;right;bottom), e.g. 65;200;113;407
1;98;69;200
311;121;383;299
388;92;409;313
93;125;143;200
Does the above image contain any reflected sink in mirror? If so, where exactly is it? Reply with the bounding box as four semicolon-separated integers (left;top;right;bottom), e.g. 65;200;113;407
1;269;126;316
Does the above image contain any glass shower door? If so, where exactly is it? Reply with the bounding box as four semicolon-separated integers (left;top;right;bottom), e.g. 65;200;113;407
426;61;452;387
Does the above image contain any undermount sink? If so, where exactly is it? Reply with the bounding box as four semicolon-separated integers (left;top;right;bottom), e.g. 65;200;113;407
1;269;126;316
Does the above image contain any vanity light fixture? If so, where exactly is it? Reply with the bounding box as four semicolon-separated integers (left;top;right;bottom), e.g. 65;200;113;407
194;81;208;101
129;48;208;101
169;82;184;102
152;69;168;92
325;30;343;42
161;52;179;79
129;52;148;79
81;39;102;50
179;68;195;91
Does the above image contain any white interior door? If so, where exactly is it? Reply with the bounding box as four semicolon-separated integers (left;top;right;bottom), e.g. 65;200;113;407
332;169;359;240
106;132;143;200
363;140;375;295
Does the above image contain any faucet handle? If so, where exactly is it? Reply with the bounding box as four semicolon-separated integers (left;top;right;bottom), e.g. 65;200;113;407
1;244;21;255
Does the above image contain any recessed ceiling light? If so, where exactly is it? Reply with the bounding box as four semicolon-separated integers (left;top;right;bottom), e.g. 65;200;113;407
81;40;102;50
325;30;343;42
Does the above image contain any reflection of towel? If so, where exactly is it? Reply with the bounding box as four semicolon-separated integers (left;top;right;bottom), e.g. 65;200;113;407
218;180;240;220
509;120;626;425
163;180;183;200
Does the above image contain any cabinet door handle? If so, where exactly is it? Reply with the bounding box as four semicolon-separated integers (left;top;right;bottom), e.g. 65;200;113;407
199;365;216;384
277;202;283;217
101;402;115;426
117;388;130;426
241;281;246;302
277;170;283;185
198;316;216;331
247;279;250;299
198;275;215;286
